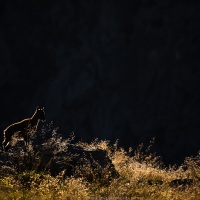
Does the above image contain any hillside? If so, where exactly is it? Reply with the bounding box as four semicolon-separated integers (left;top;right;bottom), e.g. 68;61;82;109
0;123;199;199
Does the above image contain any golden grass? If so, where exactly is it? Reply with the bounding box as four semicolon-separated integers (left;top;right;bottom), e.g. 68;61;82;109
0;138;199;200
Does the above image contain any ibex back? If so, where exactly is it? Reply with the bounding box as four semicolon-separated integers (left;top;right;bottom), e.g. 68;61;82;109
2;106;45;151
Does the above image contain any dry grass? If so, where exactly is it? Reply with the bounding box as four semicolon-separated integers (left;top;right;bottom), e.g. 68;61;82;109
0;124;199;199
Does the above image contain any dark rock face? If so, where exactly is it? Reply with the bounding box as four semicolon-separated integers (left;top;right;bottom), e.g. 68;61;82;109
0;1;200;164
50;144;119;184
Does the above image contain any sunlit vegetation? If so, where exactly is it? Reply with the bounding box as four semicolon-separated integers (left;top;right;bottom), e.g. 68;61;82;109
0;123;199;199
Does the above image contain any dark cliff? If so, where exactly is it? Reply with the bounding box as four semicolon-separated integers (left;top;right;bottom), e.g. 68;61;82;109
0;0;200;164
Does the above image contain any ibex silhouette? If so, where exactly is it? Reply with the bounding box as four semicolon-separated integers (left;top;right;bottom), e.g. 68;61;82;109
2;106;45;151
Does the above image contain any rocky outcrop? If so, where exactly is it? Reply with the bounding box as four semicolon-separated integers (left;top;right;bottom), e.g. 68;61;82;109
49;144;119;184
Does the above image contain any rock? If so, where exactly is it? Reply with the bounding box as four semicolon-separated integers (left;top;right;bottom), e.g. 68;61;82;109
169;178;193;188
49;144;119;185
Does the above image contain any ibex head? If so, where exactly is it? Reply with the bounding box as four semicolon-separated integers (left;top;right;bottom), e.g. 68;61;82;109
36;106;46;121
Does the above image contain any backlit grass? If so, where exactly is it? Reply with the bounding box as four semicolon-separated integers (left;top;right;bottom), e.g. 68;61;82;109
0;123;199;199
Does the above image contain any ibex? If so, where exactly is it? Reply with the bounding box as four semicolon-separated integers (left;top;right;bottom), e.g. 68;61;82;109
2;106;45;151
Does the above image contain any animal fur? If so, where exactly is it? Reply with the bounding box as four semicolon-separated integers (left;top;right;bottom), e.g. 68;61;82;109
2;106;45;151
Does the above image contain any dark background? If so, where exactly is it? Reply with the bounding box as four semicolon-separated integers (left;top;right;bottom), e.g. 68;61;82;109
0;0;200;165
